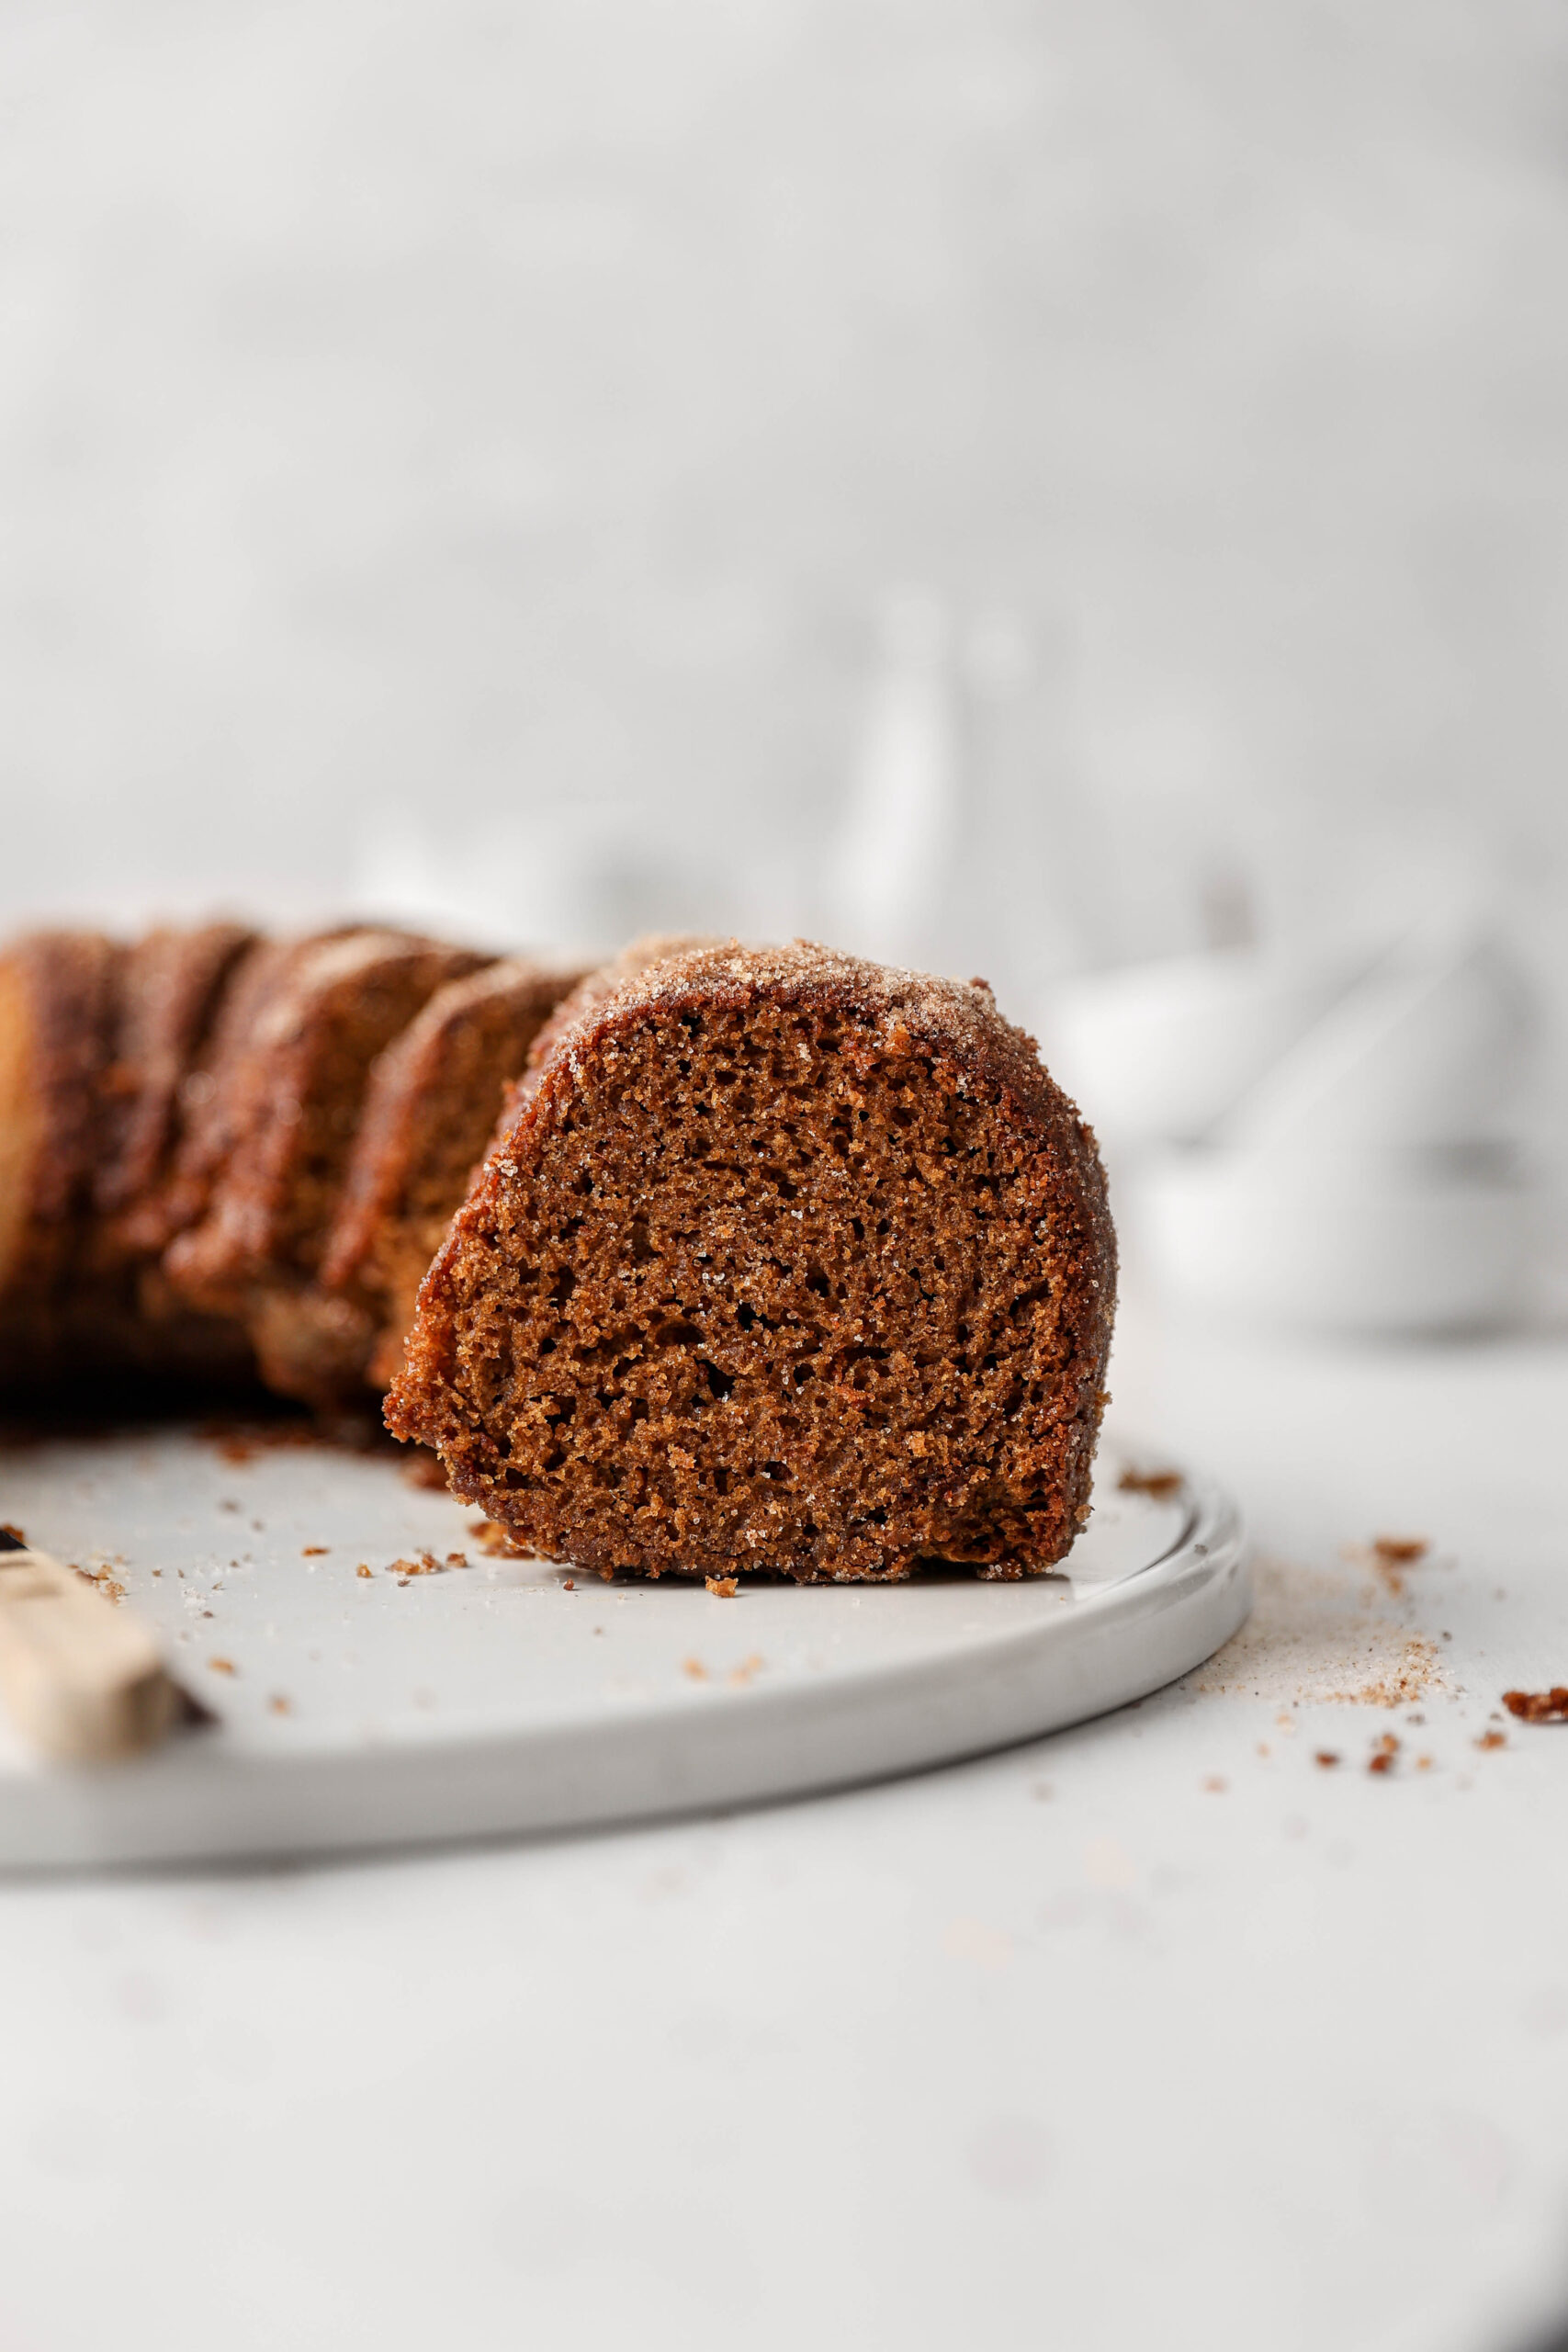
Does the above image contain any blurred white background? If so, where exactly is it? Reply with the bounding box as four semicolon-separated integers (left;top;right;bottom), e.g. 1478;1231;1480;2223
2;0;1565;1297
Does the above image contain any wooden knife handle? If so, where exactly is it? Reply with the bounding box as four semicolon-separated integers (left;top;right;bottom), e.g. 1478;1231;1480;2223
0;1544;180;1762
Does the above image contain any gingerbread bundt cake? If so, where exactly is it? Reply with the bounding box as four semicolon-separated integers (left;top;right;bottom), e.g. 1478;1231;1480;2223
387;941;1115;1583
92;922;259;1263
317;956;589;1395
162;929;490;1398
0;930;124;1367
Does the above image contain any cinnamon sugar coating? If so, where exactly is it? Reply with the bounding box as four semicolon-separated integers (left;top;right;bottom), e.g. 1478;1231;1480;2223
388;941;1115;1583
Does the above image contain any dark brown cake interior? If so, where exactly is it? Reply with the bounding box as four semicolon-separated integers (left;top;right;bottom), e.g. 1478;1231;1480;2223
389;946;1112;1582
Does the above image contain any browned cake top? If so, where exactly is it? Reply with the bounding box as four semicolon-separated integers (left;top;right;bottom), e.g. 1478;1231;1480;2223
390;938;1115;1584
513;933;721;1103
523;938;1083;1129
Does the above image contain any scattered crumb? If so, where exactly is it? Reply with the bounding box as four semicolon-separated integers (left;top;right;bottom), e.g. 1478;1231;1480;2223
1503;1688;1568;1724
1368;1733;1400;1776
468;1518;532;1559
209;1657;236;1677
268;1694;292;1715
1314;1751;1340;1769
1359;1534;1435;1598
706;1575;739;1599
682;1657;708;1680
220;1499;239;1512
445;1553;468;1569
1417;1754;1433;1770
388;1552;446;1577
563;1577;576;1592
400;1450;451;1491
356;1564;373;1578
1118;1465;1183;1499
1201;1775;1227;1793
74;1567;126;1605
1476;1730;1507;1751
1257;1743;1270;1758
301;1545;329;1557
728;1654;764;1687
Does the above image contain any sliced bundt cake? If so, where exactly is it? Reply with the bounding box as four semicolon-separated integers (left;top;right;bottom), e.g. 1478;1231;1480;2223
0;930;123;1367
386;941;1115;1583
317;956;589;1394
92;922;258;1265
162;928;490;1398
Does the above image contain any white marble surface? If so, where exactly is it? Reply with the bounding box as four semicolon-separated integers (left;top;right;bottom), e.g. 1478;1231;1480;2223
2;1306;1565;2352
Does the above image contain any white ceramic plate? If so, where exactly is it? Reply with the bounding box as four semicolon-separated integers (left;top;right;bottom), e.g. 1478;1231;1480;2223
0;1423;1247;1869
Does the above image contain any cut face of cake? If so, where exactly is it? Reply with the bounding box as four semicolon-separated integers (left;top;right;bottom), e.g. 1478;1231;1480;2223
162;929;491;1397
386;941;1115;1583
319;956;589;1393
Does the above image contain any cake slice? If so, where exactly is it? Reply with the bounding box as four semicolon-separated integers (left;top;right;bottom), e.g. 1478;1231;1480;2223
0;931;124;1364
92;922;259;1266
163;928;490;1397
386;941;1115;1583
316;956;589;1395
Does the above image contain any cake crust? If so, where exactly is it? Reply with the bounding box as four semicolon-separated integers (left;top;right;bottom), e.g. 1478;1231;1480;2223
388;941;1115;1583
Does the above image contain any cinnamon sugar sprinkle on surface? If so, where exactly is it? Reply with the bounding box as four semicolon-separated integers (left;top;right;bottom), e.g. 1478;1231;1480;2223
1194;1554;1453;1709
1502;1688;1568;1723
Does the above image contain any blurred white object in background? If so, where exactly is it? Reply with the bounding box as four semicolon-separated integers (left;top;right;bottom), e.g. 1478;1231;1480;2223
1137;1146;1533;1337
1219;917;1534;1155
1042;945;1353;1151
1047;902;1542;1337
826;589;963;973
